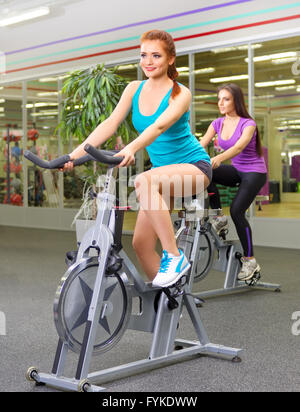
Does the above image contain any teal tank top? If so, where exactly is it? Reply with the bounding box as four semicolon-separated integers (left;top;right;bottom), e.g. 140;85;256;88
132;81;211;168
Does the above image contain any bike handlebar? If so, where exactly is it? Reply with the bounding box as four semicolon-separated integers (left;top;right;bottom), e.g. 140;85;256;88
84;144;123;166
23;150;95;169
24;145;124;169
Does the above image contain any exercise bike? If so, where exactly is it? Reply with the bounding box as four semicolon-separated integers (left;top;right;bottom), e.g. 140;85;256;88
24;146;242;392
175;196;281;301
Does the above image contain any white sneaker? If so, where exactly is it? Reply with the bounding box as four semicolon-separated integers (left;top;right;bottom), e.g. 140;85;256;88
152;249;191;288
212;215;228;235
238;257;261;281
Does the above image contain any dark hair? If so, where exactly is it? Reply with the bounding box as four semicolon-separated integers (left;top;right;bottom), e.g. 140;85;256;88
140;29;180;99
217;83;263;157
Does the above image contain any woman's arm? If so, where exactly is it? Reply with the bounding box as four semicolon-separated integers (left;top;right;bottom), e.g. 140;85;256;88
116;85;191;167
200;123;216;148
69;81;140;160
211;125;256;168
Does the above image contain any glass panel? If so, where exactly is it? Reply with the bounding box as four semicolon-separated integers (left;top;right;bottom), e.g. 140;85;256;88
26;78;62;207
114;63;138;82
114;63;138;151
0;83;23;206
254;35;300;218
194;46;248;157
113;63;139;215
176;54;190;88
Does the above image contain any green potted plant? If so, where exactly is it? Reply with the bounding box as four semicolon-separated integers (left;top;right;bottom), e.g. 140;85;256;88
57;64;137;237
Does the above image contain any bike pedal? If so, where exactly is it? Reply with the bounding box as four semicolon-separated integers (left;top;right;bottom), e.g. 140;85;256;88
170;278;187;298
162;288;179;310
106;253;123;274
219;228;228;240
194;297;205;308
246;271;261;286
175;274;188;288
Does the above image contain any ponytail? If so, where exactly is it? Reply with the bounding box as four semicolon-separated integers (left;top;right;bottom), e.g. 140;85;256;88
167;62;181;99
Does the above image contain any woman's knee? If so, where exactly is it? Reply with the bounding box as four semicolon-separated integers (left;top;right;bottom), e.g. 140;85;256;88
134;172;152;201
132;238;138;254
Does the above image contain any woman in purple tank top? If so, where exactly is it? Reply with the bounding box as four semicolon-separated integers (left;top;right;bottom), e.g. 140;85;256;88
201;83;267;282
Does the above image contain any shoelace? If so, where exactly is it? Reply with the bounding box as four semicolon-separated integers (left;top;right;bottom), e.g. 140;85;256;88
159;250;172;273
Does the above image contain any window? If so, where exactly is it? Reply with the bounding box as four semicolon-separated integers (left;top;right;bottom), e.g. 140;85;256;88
0;83;23;206
194;46;248;152
254;36;300;218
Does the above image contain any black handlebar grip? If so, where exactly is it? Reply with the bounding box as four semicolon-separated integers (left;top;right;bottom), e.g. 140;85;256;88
24;150;94;169
84;144;123;165
24;150;70;169
73;154;95;166
48;155;71;169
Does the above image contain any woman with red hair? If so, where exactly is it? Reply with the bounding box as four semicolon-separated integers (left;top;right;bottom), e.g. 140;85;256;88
63;30;212;288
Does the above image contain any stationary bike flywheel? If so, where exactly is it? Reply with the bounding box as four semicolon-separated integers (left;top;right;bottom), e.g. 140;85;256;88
53;257;132;355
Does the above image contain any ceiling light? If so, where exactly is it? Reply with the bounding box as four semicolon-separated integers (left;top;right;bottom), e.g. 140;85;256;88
25;102;58;108
255;79;296;87
194;94;217;99
237;44;262;51
116;64;138;71
281;120;300;124
38;75;67;82
177;67;190;73
212;44;262;54
195;68;215;74
178;67;215;76
37;92;59;97
0;7;50;27
210;74;248;83
275;86;296;91
0;98;5;103
271;57;298;65
245;51;297;63
35;102;58;107
254;95;275;99
31;110;58;116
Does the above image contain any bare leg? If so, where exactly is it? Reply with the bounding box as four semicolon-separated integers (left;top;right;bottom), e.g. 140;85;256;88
132;209;160;281
135;163;209;258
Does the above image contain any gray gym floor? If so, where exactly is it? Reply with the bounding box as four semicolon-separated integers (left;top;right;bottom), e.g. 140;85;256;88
0;225;299;392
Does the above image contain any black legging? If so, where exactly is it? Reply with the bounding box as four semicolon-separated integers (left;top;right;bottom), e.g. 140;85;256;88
207;165;267;257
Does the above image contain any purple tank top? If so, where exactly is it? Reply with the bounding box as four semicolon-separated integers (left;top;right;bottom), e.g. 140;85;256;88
212;117;267;173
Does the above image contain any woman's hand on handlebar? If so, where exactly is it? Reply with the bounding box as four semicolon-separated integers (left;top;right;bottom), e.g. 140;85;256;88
113;145;135;167
60;159;74;172
211;155;222;169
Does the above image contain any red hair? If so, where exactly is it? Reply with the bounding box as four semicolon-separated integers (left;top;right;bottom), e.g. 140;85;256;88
140;30;181;99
